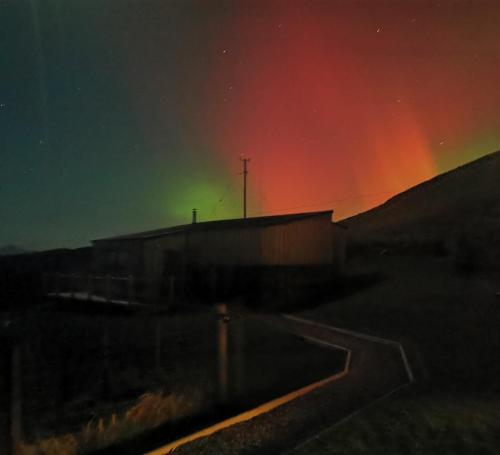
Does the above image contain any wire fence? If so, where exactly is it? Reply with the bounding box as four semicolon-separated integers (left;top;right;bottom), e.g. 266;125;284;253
42;273;178;305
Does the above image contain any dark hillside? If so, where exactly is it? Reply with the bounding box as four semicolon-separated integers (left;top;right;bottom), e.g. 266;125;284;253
343;151;500;268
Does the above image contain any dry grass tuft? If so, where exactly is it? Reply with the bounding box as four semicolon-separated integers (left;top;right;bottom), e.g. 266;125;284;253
16;389;203;455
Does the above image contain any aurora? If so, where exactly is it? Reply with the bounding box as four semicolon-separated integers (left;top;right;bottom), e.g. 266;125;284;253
1;0;499;249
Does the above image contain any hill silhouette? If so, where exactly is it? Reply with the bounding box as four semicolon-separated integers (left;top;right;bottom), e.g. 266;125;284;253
343;150;500;267
344;151;500;238
0;245;30;256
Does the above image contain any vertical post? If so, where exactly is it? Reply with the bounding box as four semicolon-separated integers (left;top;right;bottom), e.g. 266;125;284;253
54;273;60;297
216;303;229;405
8;343;22;454
41;272;47;296
87;275;92;301
155;321;161;373
241;157;250;219
128;275;134;305
70;274;75;299
1;350;10;455
101;325;111;397
106;275;111;303
169;276;175;303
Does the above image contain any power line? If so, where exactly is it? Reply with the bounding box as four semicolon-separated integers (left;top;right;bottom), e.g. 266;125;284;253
247;187;406;217
209;181;234;219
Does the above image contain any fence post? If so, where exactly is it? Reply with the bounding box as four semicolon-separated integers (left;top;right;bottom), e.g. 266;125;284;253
54;273;60;297
41;272;47;296
101;325;111;397
155;321;162;373
169;276;175;304
70;274;75;299
8;343;22;454
128;275;134;305
87;276;92;301
106;275;111;303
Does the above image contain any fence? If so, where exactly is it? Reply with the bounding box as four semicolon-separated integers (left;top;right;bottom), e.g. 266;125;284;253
42;273;178;305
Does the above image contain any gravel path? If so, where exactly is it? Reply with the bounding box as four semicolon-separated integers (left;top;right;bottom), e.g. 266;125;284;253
155;313;411;455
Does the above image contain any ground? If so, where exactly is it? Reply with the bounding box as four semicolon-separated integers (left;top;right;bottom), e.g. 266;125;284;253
288;391;500;455
287;251;500;454
5;249;500;454
170;250;500;454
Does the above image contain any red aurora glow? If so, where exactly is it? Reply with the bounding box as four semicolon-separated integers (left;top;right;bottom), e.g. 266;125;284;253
202;1;500;219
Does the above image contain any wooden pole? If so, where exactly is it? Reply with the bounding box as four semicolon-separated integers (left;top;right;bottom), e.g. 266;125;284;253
101;325;111;397
169;276;175;304
155;321;162;373
70;274;75;299
87;275;92;301
41;272;47;296
8;343;22;454
106;275;111;303
2;339;12;455
128;275;134;305
54;273;60;297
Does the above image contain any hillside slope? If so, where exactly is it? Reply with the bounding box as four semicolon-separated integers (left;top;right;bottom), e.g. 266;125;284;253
343;151;500;250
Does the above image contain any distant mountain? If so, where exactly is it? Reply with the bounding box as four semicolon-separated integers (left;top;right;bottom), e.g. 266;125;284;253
0;245;30;256
343;151;500;258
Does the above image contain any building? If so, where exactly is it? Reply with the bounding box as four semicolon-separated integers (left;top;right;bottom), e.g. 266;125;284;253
92;210;346;304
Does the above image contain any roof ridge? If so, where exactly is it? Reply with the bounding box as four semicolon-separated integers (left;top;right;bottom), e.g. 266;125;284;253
93;210;333;242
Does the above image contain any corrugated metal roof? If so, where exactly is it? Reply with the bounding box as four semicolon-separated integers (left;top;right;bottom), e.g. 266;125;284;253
93;210;337;243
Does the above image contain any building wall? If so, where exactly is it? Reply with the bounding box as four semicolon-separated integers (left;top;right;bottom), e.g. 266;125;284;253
190;227;263;266
260;214;334;265
95;214;344;278
140;214;337;271
141;233;185;280
92;240;143;276
92;213;347;303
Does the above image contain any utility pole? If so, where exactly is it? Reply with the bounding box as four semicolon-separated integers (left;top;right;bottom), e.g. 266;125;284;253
241;157;250;218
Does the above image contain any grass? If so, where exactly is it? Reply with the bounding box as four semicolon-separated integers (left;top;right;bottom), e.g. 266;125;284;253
302;252;500;392
290;250;500;454
16;389;202;455
9;308;217;441
7;305;346;454
290;389;500;455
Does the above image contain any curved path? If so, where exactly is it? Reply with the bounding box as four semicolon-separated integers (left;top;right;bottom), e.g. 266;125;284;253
155;313;413;455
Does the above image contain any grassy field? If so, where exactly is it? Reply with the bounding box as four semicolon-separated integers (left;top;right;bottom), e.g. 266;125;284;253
290;389;500;455
2;305;345;455
291;249;500;454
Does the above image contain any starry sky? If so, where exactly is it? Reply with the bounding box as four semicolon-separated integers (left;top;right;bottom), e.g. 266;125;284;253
1;0;500;250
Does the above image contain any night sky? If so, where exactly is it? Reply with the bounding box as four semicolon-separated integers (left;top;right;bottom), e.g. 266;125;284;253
2;0;500;250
